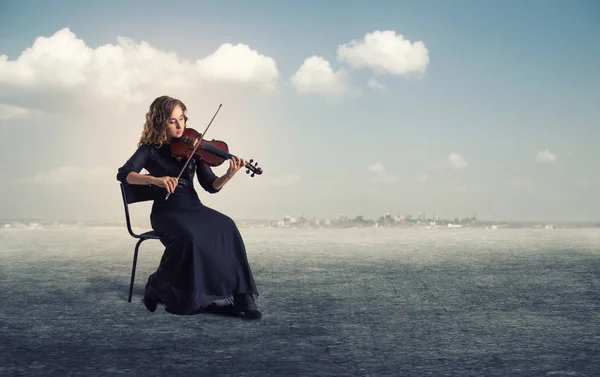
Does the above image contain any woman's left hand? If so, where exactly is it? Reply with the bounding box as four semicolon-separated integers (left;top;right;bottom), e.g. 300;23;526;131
226;156;246;178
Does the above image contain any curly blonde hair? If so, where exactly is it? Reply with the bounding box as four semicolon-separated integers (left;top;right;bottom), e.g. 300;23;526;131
138;95;189;146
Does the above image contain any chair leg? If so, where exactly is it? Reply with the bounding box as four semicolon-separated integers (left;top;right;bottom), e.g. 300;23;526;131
128;238;145;303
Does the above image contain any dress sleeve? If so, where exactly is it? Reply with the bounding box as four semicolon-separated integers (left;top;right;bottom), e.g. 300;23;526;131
116;145;150;184
195;159;221;193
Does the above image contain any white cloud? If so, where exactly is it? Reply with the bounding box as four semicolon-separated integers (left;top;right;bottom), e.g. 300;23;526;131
337;30;429;77
196;43;279;88
0;103;44;119
366;163;400;183
0;29;93;88
448;153;467;170
368;162;385;173
417;173;428;182
19;166;114;185
368;78;387;91
0;28;279;103
536;149;557;163
290;29;428;99
290;56;351;96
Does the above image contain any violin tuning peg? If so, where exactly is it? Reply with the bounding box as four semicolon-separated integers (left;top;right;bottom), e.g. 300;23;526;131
251;173;255;177
246;170;250;174
249;159;253;163
254;161;258;166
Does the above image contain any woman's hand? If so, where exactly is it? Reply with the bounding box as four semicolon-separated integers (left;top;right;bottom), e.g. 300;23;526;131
226;156;246;178
152;176;179;193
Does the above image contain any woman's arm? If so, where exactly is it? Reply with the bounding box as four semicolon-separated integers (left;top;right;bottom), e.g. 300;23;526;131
212;173;233;190
116;145;150;184
196;156;246;193
196;159;222;193
125;172;155;185
125;172;177;193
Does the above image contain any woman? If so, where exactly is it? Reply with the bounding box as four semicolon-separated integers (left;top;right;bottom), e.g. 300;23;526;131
116;95;262;320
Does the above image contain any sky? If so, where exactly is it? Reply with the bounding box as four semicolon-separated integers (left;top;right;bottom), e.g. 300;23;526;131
0;0;599;223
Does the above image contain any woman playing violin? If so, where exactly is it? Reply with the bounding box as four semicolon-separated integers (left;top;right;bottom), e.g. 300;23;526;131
116;95;262;320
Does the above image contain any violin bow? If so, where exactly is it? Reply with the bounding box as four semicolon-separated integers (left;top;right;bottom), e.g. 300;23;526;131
165;103;222;200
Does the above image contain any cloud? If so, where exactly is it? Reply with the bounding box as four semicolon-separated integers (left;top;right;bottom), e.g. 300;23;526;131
290;56;352;96
17;166;114;186
0;103;45;119
447;153;467;170
366;162;399;183
368;78;387;91
290;29;428;99
368;162;385;173
536;149;557;163
196;43;279;88
417;173;428;182
337;30;429;77
0;28;279;103
0;29;92;88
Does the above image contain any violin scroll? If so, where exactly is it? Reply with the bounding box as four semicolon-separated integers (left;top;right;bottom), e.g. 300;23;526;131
245;159;263;178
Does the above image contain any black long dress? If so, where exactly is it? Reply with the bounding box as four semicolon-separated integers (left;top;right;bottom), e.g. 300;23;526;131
116;142;259;314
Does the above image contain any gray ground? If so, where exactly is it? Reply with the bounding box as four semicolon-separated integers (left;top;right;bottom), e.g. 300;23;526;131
0;226;599;376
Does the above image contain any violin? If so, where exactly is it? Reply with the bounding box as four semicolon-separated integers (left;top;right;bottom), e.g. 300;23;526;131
170;128;263;178
164;104;263;200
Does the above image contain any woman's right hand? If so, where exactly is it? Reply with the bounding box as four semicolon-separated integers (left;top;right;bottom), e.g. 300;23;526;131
152;176;179;193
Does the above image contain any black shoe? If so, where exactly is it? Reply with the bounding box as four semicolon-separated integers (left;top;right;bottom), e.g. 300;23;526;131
143;280;158;312
143;294;158;312
243;309;263;320
233;293;262;320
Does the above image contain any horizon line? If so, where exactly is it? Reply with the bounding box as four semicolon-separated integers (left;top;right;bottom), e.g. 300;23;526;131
1;217;599;224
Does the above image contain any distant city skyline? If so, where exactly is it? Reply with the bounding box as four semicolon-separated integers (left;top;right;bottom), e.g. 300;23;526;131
1;1;599;222
2;209;598;226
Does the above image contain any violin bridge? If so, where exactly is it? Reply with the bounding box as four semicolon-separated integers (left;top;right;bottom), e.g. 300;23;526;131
193;139;199;147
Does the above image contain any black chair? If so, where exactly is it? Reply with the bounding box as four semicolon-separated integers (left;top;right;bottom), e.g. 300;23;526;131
119;182;163;303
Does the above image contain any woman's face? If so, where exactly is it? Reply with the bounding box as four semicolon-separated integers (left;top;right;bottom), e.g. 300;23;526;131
166;105;186;141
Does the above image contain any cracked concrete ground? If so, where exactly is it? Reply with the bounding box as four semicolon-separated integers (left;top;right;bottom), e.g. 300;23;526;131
1;226;599;376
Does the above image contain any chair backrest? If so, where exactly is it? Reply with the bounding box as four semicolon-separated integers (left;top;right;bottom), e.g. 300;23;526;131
120;182;159;238
121;182;159;204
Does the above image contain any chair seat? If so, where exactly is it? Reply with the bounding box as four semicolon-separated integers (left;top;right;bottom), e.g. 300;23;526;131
140;230;162;239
